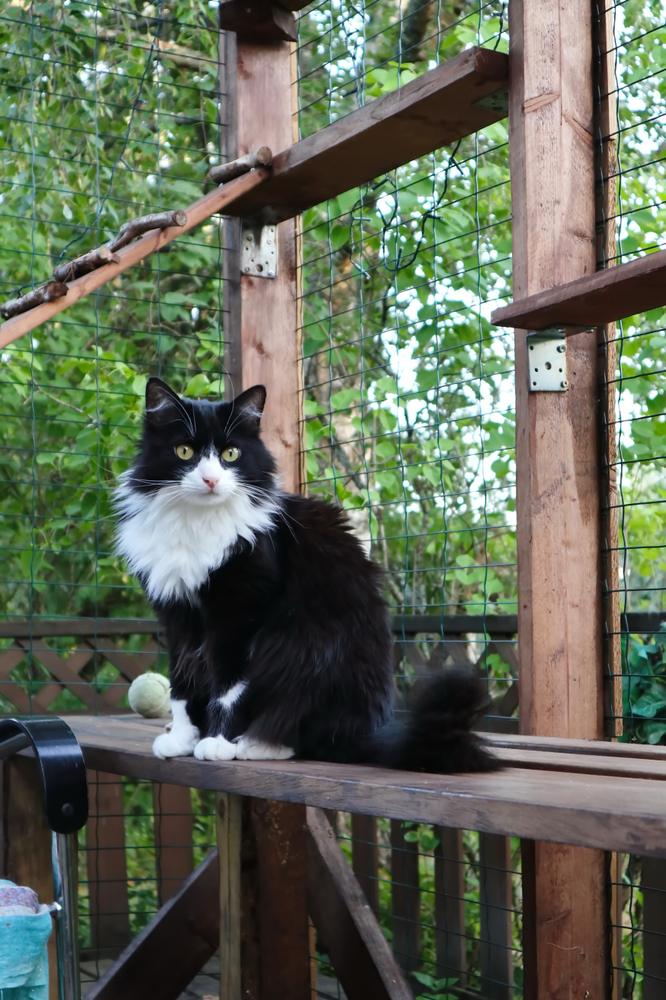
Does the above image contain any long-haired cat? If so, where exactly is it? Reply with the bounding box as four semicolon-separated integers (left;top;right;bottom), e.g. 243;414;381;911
115;378;498;772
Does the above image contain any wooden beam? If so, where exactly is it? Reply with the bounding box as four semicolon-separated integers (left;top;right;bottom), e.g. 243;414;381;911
3;608;666;640
217;792;241;1000
61;716;666;859
1;756;59;998
0;167;269;352
491;247;666;331
478;834;513;1000
232;39;301;489
595;0;622;739
224;46;508;221
306;806;412;1000
86;770;131;956
85;850;220;1000
508;1;607;998
247;799;311;1000
351;813;380;914
152;783;194;906
390;820;422;976
434;827;467;988
641;857;666;1000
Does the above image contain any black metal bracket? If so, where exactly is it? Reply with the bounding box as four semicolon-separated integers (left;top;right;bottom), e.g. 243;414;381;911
0;717;88;834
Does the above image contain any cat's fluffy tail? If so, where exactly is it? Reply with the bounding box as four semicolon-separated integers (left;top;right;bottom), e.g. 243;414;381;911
362;669;501;774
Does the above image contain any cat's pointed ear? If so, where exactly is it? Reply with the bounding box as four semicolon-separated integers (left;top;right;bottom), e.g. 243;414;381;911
231;385;266;430
145;378;183;426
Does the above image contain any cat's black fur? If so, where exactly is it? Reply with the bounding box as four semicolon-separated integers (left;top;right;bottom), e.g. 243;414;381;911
118;377;498;773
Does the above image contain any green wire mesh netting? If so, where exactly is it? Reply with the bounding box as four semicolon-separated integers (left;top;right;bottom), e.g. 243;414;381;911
598;1;666;998
0;0;226;987
296;1;522;996
0;0;227;676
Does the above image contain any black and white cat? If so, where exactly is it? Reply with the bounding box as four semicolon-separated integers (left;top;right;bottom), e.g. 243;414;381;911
115;377;497;773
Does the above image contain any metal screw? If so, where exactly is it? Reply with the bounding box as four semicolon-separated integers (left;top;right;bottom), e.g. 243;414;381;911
561;379;569;388
268;270;274;276
557;344;566;353
244;266;250;273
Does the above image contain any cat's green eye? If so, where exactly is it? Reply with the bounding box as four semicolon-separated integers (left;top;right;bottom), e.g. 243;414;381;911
175;444;194;460
221;446;240;463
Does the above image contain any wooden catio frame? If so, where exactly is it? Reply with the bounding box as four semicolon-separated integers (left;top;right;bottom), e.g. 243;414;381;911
5;0;666;998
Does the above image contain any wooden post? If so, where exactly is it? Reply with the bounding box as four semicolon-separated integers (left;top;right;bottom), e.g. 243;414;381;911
153;783;194;906
640;857;666;1000
1;756;59;998
434;827;467;988
351;813;380;914
390;820;422;976
244;799;311;1000
217;792;242;1000
509;0;608;996
231;38;300;492
594;0;621;739
479;834;513;1000
86;770;131;956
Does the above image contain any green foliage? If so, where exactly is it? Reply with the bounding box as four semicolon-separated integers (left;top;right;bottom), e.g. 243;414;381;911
0;2;227;714
622;626;666;744
298;0;516;625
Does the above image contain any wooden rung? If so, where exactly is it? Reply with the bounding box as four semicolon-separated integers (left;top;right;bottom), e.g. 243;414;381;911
224;46;508;221
491;246;666;331
0;167;268;352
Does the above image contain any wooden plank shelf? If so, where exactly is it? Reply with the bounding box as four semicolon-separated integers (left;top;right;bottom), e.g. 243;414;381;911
223;46;508;221
491;246;666;331
53;715;666;859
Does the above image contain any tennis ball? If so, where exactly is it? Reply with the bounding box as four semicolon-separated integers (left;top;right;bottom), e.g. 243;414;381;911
128;673;171;718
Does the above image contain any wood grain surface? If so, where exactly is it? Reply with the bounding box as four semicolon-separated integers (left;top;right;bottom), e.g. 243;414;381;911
225;47;508;220
54;716;666;858
508;0;607;994
234;39;301;491
491;246;666;331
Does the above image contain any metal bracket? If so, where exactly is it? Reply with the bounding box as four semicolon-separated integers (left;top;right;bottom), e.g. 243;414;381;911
241;221;277;279
527;329;568;391
473;87;509;114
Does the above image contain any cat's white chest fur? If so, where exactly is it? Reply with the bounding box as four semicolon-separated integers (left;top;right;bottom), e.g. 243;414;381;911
115;480;277;602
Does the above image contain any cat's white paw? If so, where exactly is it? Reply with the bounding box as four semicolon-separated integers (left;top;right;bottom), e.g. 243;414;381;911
153;727;199;759
194;736;237;761
234;736;295;760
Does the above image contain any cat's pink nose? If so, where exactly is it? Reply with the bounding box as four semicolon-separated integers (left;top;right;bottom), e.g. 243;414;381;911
202;476;219;489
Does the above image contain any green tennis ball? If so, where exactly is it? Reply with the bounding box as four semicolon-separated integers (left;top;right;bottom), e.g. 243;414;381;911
128;673;171;718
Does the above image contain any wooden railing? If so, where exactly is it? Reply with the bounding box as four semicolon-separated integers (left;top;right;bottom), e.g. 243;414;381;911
2;612;663;973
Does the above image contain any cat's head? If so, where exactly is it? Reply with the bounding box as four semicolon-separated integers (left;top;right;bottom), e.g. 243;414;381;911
125;378;277;508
